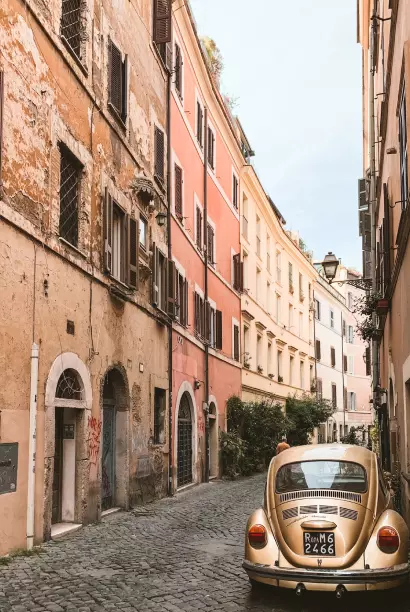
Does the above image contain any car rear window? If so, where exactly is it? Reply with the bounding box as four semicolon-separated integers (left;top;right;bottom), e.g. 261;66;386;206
276;460;367;494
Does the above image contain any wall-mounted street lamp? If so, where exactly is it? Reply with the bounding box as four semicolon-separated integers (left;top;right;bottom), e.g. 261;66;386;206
156;211;167;227
319;252;372;291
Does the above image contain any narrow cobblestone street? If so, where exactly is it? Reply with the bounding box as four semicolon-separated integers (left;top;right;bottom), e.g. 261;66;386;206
0;474;408;612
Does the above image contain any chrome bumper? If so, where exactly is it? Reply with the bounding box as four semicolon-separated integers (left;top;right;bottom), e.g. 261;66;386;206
243;560;410;584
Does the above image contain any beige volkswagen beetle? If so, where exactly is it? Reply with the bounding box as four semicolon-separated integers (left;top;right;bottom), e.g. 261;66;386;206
243;445;409;597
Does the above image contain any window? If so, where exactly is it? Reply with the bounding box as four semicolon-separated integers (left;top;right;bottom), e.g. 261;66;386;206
209;305;216;347
175;269;188;326
256;215;261;257
342;320;346;337
233;253;244;292
299;273;304;301
314;299;321;320
154;126;165;181
61;0;83;59
288;304;293;329
59;144;81;247
308;282;312;301
257;334;262;371
399;85;408;210
153;0;172;45
194;292;205;338
242;193;249;239
233;323;240;361
154;388;166;444
289;355;294;386
348;391;357;411
196;99;204;148
276;461;367;494
347;325;354;343
365;346;371;376
276;251;282;284
299;312;303;337
344;387;348;411
276;293;281;324
267;236;271;272
108;39;128;124
344;355;348;373
317;378;323;399
207;223;215;266
243;251;248;290
330;347;336;368
288;262;294;293
267;342;273;376
174;42;183;99
232;172;239;209
277;351;283;380
347;292;353;309
243;325;250;366
207;125;215;169
348;356;354;375
315;339;321;361
266;282;271;313
300;361;305;389
331;383;337;408
152;247;167;311
330;309;334;328
139;215;148;250
256;268;261;302
195;204;203;250
104;189;139;289
174;164;183;220
195;296;222;348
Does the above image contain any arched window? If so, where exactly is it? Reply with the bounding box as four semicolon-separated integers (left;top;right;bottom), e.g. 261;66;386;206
56;369;83;400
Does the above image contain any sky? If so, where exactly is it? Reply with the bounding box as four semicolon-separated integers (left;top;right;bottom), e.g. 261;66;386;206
189;0;363;270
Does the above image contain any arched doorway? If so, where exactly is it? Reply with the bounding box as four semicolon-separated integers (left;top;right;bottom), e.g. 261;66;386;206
209;402;218;478
102;368;128;511
52;368;84;525
177;393;193;487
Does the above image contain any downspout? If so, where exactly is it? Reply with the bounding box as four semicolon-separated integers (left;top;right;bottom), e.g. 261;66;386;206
27;342;39;550
166;69;174;496
341;310;346;437
312;288;319;440
203;108;210;483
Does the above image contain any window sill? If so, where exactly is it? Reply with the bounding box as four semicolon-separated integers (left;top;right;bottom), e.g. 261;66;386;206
61;36;88;77
59;237;88;259
108;103;127;132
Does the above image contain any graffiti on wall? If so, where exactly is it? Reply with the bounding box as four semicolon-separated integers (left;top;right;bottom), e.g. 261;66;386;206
88;416;102;464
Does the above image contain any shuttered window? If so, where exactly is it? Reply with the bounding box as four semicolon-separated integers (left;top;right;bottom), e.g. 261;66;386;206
317;378;323;400
175;271;188;326
207;223;215;265
108;40;128;124
233;324;240;361
151;244;167;311
344;355;348;373
174;42;183;98
331;384;337;408
153;0;172;43
233;253;244;292
399;85;408;210
61;0;83;59
215;309;223;350
207;126;215;169
59;143;82;247
194;292;205;338
154;126;165;181
365;346;371;376
330;347;336;367
195;206;203;250
232;173;239;209
174;164;183;219
196;101;204;147
315;339;321;361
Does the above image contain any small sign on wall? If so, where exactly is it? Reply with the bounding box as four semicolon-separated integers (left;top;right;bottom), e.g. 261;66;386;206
0;443;18;495
63;424;75;440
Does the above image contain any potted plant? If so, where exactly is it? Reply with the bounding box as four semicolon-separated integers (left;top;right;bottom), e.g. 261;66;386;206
278;375;283;383
257;365;264;374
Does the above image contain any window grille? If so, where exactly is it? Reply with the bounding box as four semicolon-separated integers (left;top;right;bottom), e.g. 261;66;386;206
61;0;85;59
59;144;81;247
56;369;82;400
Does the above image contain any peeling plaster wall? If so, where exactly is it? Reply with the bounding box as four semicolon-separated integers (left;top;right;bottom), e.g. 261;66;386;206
0;0;169;555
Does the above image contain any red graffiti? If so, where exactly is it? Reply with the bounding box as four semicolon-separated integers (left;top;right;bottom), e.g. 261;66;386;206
88;416;102;465
199;421;205;433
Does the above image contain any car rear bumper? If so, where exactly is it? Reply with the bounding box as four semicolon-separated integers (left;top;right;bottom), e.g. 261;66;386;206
243;559;410;586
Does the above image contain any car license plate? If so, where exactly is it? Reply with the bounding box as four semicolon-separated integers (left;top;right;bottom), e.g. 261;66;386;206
303;532;335;556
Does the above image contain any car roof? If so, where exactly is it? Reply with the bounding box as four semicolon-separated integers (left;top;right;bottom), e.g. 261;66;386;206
272;444;375;471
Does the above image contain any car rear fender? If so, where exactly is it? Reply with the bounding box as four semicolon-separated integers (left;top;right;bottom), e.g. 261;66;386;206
245;508;279;566
364;509;409;569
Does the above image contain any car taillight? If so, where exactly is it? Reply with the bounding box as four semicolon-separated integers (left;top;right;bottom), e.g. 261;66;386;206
377;527;400;554
248;524;267;547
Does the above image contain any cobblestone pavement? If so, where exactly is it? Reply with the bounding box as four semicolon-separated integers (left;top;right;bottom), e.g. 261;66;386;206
0;474;409;612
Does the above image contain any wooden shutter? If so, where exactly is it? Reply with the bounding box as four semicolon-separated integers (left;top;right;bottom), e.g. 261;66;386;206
109;39;123;116
205;301;211;342
207;224;214;264
365;346;371;376
194;293;199;334
167;260;176;317
383;183;391;288
154;126;165;180
215;310;223;350
315;339;321;361
196;206;202;249
0;70;4;189
197;102;203;147
317;378;322;399
344;388;347;411
152;243;159;306
128;216;139;289
103;187;113;273
153;0;172;44
121;55;128;122
331;347;336;367
174;164;183;219
233;253;240;290
344;355;348;373
332;384;337;408
207;128;215;168
182;278;188;326
175;43;182;96
233;325;240;361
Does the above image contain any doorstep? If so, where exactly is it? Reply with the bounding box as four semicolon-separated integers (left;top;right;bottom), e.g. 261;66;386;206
101;507;121;518
51;523;82;540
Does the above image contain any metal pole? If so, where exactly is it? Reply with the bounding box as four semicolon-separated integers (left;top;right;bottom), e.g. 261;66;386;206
166;70;174;496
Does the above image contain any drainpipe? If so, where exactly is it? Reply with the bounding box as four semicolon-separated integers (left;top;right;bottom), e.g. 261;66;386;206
27;343;39;550
166;70;174;496
341;310;346;437
203;108;210;483
312;289;319;440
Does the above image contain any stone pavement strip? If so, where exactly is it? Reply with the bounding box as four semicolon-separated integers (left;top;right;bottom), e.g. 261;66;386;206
0;474;409;612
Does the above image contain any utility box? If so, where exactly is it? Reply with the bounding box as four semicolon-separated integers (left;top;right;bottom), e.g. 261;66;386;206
0;443;18;494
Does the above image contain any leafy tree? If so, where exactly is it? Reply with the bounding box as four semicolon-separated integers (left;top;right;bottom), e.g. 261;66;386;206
340;425;366;446
286;394;335;446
